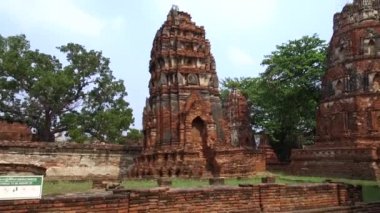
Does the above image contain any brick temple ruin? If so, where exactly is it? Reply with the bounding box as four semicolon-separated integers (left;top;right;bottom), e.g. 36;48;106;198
0;120;32;141
290;0;380;180
129;6;265;178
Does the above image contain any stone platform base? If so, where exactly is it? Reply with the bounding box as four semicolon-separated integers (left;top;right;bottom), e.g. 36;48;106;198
129;148;266;178
289;146;380;181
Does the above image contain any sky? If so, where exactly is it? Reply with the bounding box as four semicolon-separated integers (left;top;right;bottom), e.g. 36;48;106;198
0;0;351;129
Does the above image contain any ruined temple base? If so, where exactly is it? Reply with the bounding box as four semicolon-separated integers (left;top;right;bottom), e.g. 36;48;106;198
289;146;380;181
258;143;279;165
129;148;266;178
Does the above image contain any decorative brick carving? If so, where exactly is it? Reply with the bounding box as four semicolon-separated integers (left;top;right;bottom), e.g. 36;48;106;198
131;6;263;178
290;0;380;181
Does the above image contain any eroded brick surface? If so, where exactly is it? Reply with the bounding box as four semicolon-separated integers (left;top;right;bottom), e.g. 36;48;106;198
290;0;380;180
0;120;31;141
131;7;264;178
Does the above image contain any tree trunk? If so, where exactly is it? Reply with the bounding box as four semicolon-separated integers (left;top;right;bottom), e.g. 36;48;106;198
37;110;55;142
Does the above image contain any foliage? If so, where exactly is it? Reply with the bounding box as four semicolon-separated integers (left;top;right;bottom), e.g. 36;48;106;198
0;34;134;143
222;35;327;161
125;128;144;141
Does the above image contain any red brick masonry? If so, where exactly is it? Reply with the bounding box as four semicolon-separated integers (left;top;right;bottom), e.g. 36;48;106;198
290;0;380;181
0;121;31;141
291;147;380;180
0;183;377;212
133;6;263;178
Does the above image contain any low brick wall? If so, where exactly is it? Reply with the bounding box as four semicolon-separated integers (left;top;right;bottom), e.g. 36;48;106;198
0;141;142;180
289;147;380;181
0;183;371;212
215;148;266;177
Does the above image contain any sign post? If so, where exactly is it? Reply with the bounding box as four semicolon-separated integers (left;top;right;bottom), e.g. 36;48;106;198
0;176;43;200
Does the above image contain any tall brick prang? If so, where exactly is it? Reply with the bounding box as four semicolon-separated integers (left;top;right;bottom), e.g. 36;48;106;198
130;6;265;178
317;0;380;147
290;0;380;181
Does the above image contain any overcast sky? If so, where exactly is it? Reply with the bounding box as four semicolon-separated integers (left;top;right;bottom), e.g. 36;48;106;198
0;0;351;129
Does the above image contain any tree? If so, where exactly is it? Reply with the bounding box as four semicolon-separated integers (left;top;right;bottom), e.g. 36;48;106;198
0;34;134;143
222;35;327;161
125;128;143;141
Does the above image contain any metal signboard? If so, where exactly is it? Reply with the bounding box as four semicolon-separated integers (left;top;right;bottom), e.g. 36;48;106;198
0;176;43;200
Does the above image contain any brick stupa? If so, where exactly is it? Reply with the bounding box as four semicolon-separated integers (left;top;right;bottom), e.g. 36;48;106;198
129;6;265;178
290;0;380;180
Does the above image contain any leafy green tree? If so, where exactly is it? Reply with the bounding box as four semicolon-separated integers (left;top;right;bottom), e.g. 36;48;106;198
0;34;134;143
125;128;143;141
222;35;327;161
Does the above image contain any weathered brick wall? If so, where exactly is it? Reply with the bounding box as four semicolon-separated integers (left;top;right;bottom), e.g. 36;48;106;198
214;148;266;177
0;141;142;180
289;147;380;180
0;194;130;212
0;120;31;141
0;183;370;212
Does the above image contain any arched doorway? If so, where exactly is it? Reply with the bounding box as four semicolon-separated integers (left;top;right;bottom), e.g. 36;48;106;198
191;116;220;176
191;116;206;146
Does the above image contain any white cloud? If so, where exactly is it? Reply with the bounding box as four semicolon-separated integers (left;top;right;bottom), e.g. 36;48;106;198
0;0;106;37
227;47;254;66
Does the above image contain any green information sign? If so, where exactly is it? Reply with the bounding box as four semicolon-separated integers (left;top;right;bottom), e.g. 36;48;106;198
0;176;43;200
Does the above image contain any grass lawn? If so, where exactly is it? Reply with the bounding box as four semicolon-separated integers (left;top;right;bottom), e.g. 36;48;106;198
42;173;380;203
43;180;92;196
121;179;156;189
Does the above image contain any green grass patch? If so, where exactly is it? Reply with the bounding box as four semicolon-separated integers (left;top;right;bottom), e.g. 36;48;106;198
121;179;157;189
172;178;209;188
42;173;380;203
363;185;380;203
273;172;379;186
43;180;92;196
225;177;263;186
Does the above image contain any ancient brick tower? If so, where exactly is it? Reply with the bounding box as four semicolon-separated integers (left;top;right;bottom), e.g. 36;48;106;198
316;0;380;147
290;0;380;180
143;6;226;150
224;89;253;147
130;6;265;178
